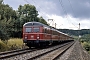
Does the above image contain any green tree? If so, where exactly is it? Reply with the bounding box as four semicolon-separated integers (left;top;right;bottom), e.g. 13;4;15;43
0;0;3;4
18;4;38;23
38;17;48;25
0;1;17;40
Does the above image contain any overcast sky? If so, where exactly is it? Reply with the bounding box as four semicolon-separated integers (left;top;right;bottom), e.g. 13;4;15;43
3;0;90;30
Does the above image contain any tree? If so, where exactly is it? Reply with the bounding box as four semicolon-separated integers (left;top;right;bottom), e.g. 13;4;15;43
0;1;17;40
18;4;38;23
0;26;9;40
38;17;48;25
0;0;3;4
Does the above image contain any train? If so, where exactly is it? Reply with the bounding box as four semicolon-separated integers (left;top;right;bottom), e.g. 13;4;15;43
23;22;74;47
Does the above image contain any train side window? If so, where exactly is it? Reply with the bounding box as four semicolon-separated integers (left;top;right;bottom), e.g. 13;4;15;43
44;29;46;33
46;29;48;33
25;28;32;32
53;31;54;35
33;27;40;32
52;30;53;34
48;29;50;34
47;29;49;33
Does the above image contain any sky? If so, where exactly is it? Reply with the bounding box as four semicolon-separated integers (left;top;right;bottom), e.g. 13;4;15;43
3;0;90;30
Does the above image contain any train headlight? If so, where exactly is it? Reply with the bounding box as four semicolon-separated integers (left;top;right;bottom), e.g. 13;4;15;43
37;36;39;39
25;36;27;39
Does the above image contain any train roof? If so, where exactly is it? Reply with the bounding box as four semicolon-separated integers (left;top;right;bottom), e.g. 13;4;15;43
23;22;46;26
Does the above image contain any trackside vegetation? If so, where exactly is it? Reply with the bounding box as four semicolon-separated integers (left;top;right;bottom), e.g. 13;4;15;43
0;0;48;41
0;38;24;52
80;34;90;53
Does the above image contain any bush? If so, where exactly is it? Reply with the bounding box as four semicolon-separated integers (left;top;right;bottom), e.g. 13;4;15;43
80;39;84;43
0;38;24;52
7;38;24;50
88;51;90;54
82;42;90;51
0;41;9;52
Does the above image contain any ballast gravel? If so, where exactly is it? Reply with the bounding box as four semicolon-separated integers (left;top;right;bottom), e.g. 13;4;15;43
58;41;90;60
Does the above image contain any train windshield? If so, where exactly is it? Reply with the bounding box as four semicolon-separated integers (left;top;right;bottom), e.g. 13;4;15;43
25;28;32;32
33;27;40;32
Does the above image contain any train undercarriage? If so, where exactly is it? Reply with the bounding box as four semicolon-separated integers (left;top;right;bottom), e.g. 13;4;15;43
23;39;74;48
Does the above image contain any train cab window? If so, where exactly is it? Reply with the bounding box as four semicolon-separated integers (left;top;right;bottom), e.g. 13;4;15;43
33;27;40;32
25;28;32;32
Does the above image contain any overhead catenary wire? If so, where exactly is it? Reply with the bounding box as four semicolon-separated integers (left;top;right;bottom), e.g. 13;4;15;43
59;0;71;25
24;0;47;16
32;0;48;14
67;0;79;29
24;0;78;29
68;0;75;15
24;0;30;4
59;0;68;17
59;0;78;29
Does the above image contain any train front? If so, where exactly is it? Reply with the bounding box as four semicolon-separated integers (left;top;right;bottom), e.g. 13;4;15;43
23;22;43;47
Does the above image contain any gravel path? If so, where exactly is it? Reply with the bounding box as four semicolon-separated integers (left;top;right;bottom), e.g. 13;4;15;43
58;41;90;60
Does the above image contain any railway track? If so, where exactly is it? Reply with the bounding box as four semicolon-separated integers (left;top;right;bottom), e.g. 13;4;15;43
0;41;74;60
27;41;74;60
28;42;74;60
0;48;37;59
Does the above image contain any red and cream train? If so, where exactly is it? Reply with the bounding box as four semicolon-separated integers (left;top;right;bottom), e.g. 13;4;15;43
23;22;74;47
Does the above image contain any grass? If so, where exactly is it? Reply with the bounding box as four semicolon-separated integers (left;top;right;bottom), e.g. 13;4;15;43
88;51;90;54
0;38;25;52
7;38;24;49
0;40;8;51
81;41;90;54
